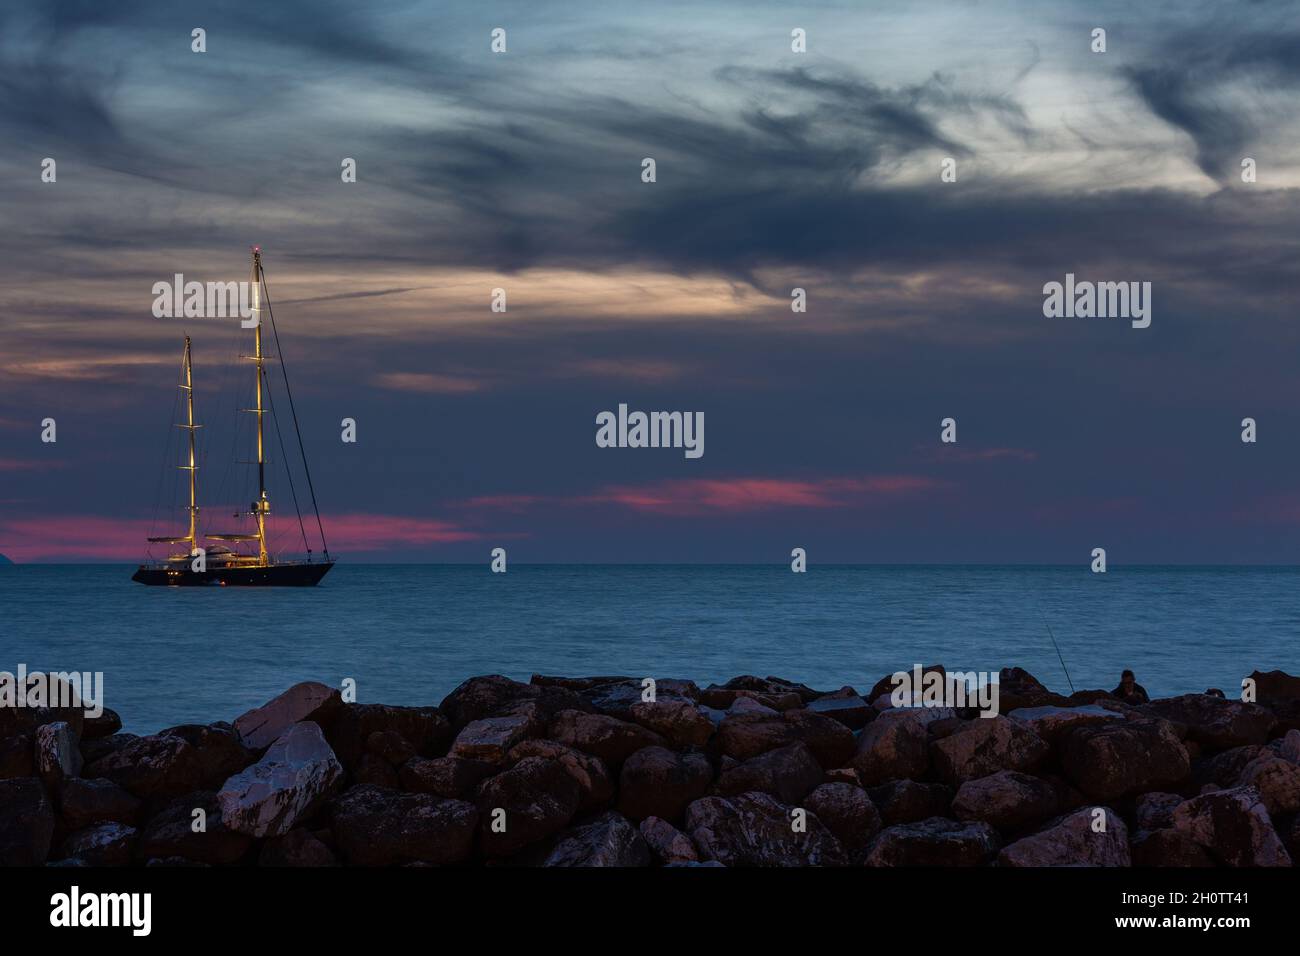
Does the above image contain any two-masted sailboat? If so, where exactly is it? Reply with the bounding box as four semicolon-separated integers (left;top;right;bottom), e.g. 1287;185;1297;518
133;247;334;586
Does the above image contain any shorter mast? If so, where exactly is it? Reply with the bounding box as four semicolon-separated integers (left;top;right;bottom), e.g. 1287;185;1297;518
251;247;269;566
182;336;198;551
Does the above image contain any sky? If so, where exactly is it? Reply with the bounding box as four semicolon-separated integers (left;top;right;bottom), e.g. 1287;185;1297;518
2;0;1299;563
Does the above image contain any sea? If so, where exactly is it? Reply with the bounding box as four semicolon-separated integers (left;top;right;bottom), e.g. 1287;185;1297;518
2;564;1297;734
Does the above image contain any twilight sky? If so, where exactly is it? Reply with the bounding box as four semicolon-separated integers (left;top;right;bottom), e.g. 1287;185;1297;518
2;0;1300;563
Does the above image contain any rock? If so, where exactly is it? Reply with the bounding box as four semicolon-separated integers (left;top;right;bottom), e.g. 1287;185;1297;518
366;730;416;766
1060;719;1190;800
1236;754;1300;815
686;792;847;866
139;792;252;865
168;723;255;787
997;667;1072;711
353;752;399;788
627;699;714;748
79;732;138;766
36;720;82;787
1172;785;1292;866
715;742;823;805
258;828;340;866
998;807;1130;866
330;784;478;866
866;665;946;704
804;782;881;851
728;696;780;716
1248;669;1300;708
549;710;666;768
217;722;343;838
1193;745;1263;788
782;710;855;768
450;714;537;765
715;711;799;761
476;757;581;857
0;778;54;865
508;740;614;812
931;716;1049;785
441;675;588;729
848;710;934;786
233;681;341;751
1270;729;1300;764
1134;792;1185;833
951;770;1061;830
714;675;821;703
1008;704;1123;743
60;778;141;830
0;677;86;740
399;755;496;800
618;746;712;821
62;823;136;866
1138;695;1276;751
325;704;451;768
866;780;955;824
543;811;651;866
865;817;999;866
82;708;122;740
84;733;198;799
701;688;802;711
0;735;33;779
639;816;699;864
807;692;873;729
1131;828;1214;867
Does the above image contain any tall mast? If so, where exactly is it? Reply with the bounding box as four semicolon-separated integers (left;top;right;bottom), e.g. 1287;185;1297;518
182;336;198;550
251;247;269;566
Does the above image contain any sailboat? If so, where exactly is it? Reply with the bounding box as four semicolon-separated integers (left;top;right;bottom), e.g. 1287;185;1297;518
132;247;334;586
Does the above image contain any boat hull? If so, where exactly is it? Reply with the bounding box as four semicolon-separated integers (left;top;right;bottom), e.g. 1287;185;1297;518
131;562;334;587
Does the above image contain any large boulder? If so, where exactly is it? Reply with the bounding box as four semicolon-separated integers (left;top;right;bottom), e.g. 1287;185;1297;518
1131;828;1215;867
807;691;873;730
627;699;714;749
232;681;341;750
450;714;538;765
1172;785;1292;866
0;735;33;779
82;708;122;741
476;757;581;857
930;716;1049;785
997;667;1072;711
618;746;712;821
441;675;588;729
951;770;1061;830
714;742;823;805
865;817;999;866
330;784;477;866
62;823;137;866
781;710;855;768
325;704;451;768
1138;695;1276;751
1007;704;1123;743
398;755;495;800
639;816;699;865
998;807;1130;866
543;811;651;867
138;791;252;865
0;675;86;740
507;739;614;812
60;777;141;830
804;782;881;851
1059;719;1189;800
217;721;343;838
1235;754;1300;815
258;828;339;867
35;720;82;788
714;712;800;761
848;710;935;786
1133;792;1184;833
0;778;54;865
866;780;955;824
549;710;666;768
686;792;847;866
85;724;253;799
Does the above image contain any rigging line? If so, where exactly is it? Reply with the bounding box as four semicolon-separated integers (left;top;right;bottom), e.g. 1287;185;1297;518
259;266;330;560
263;357;311;554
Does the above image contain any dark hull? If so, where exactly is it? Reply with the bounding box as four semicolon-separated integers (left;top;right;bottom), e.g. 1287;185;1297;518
132;562;334;587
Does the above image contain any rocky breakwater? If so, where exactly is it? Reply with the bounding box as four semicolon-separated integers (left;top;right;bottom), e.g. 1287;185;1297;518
2;667;1299;867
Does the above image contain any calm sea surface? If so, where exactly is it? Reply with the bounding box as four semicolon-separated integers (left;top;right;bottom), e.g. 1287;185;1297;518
2;564;1297;733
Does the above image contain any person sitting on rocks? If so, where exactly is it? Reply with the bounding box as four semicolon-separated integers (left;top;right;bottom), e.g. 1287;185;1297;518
1112;669;1149;704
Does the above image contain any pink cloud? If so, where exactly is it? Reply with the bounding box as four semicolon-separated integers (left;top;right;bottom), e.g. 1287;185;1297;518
916;446;1038;464
0;512;482;562
465;474;946;517
0;458;64;472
